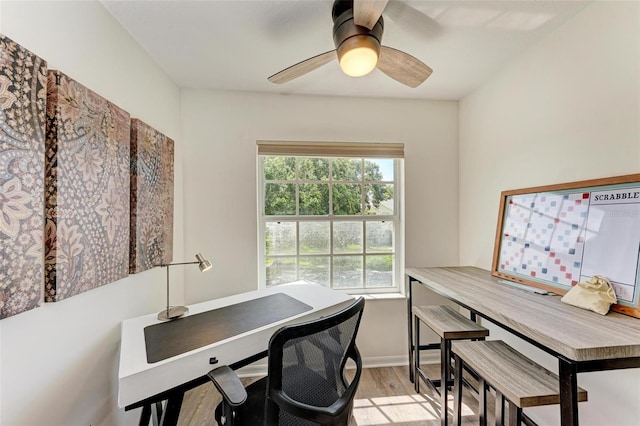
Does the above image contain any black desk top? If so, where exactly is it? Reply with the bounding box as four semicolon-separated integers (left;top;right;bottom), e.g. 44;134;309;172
144;293;312;363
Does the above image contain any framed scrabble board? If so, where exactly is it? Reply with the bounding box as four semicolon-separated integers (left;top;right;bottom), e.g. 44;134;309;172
492;174;640;318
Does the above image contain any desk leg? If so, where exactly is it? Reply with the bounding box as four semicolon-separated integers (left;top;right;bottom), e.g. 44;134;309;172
159;393;184;426
559;358;578;426
139;404;151;426
407;276;415;383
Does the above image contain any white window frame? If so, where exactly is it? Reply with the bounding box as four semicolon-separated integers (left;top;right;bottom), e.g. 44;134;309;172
257;150;404;295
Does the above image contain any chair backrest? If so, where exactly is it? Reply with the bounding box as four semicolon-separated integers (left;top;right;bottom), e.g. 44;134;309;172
265;297;365;425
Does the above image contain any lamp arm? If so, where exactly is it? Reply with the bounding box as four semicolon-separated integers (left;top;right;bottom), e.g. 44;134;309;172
166;265;170;314
159;261;198;315
157;261;199;267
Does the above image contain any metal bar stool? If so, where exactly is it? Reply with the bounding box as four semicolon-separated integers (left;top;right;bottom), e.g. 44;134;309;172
452;340;588;426
413;305;489;426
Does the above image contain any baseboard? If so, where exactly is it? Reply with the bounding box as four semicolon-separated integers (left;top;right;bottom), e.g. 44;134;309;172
236;352;439;378
361;353;437;368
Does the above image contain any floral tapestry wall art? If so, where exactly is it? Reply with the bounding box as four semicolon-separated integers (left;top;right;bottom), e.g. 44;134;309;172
129;118;174;273
0;35;47;319
45;70;130;302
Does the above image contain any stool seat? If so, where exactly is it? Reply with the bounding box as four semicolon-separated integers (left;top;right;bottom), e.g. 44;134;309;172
452;340;588;426
452;340;588;408
413;305;489;340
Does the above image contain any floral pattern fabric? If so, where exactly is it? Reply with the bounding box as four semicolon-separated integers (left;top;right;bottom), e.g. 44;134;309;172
45;70;130;302
129;118;174;273
0;34;47;319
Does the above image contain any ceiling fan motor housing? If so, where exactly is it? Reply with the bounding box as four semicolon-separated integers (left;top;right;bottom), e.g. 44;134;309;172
267;0;431;86
332;1;384;63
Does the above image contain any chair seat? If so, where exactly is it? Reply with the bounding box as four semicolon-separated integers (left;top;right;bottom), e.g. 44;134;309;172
215;365;346;425
281;364;342;408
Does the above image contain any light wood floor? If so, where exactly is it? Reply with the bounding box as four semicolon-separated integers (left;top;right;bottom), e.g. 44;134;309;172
177;364;495;425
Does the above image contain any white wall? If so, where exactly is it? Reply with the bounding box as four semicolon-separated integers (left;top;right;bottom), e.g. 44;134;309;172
180;90;459;364
459;1;640;425
0;1;182;425
5;0;635;424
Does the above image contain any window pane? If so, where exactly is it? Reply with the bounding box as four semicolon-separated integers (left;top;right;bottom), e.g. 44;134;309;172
333;221;363;254
300;222;330;254
265;222;296;255
299;256;330;286
366;255;394;288
264;183;296;215
299;157;329;181
333;256;363;289
332;184;362;215
263;157;295;180
366;221;393;252
260;153;399;293
365;184;394;215
332;158;361;181
364;158;393;181
299;184;329;215
266;257;297;286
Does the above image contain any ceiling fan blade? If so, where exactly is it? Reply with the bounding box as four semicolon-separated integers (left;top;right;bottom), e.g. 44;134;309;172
268;50;337;84
377;46;432;88
354;0;389;30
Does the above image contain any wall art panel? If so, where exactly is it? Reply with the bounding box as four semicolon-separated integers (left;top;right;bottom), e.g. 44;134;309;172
0;34;47;319
45;70;130;302
129;118;174;273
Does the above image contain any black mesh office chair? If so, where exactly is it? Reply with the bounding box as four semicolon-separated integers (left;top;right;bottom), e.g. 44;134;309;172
208;297;365;425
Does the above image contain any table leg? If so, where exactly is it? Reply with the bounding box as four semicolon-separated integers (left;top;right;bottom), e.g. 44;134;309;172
414;314;421;393
441;338;451;426
407;276;415;383
559;358;579;426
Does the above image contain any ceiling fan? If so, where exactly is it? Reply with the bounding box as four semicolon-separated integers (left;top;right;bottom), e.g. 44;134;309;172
268;0;433;88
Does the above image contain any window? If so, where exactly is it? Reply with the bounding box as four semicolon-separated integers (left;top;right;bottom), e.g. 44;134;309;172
257;142;403;294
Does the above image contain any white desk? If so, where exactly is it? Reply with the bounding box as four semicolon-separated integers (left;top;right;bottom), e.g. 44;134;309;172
118;283;354;420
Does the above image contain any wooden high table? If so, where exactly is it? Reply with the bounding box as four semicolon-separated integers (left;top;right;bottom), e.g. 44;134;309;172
405;266;640;426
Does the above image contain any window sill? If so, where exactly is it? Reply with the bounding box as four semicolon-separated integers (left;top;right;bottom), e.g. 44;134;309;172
349;292;405;301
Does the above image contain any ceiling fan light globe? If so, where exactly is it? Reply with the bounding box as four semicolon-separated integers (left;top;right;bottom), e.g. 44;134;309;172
337;35;380;77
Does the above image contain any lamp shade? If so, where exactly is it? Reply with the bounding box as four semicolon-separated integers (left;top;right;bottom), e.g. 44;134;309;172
337;35;380;77
196;253;212;272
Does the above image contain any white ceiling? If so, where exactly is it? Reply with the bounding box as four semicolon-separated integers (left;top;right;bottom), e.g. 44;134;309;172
102;0;591;100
